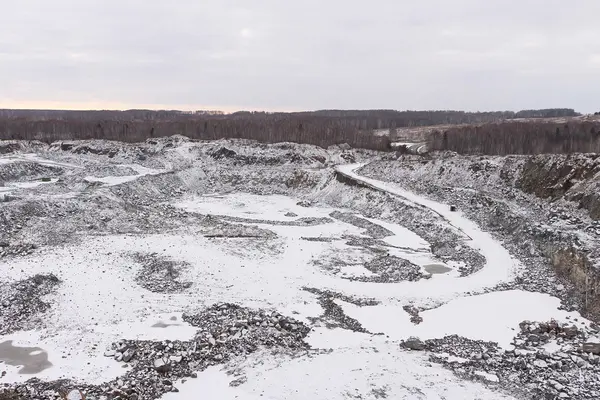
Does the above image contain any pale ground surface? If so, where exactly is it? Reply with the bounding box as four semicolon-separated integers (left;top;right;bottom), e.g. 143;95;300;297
0;149;590;399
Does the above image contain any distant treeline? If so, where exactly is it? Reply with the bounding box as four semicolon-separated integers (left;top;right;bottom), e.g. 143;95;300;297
0;108;579;126
0;108;583;152
429;120;600;155
0;115;392;151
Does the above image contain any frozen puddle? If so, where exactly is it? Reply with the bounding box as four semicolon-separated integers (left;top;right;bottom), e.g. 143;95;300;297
0;313;197;383
0;341;52;374
424;264;453;274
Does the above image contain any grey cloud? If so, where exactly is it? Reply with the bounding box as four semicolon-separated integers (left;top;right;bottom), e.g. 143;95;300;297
1;0;599;112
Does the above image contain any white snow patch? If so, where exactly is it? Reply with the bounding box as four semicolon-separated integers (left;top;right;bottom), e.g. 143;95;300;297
175;193;336;222
1;313;196;384
474;370;499;383
339;290;588;349
0;153;82;169
84;164;165;186
11;179;59;189
164;346;515;400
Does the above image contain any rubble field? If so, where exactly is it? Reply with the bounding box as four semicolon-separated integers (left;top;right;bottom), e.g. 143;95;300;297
0;136;599;399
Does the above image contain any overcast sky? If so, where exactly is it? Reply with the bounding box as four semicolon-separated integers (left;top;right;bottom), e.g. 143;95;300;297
1;0;599;112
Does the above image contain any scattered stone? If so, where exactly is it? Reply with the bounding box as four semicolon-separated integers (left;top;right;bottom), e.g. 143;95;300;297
401;337;426;351
0;274;61;335
131;252;192;293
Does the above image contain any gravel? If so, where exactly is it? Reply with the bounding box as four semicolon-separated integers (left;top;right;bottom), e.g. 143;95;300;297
0;274;61;335
402;320;600;399
132;253;192;294
5;303;311;400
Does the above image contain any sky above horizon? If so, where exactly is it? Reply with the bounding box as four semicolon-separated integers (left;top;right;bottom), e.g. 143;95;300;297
1;0;599;113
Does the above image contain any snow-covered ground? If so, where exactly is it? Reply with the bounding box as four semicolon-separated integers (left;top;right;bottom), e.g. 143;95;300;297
0;153;83;169
84;164;166;186
0;142;594;399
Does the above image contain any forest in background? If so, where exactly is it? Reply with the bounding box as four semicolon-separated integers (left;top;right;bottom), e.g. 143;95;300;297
429;119;600;155
0;108;590;153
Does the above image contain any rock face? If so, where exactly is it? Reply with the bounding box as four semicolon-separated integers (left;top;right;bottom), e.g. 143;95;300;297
517;154;600;220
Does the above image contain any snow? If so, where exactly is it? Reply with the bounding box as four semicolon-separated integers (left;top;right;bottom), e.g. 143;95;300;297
163;345;514;400
474;370;499;383
0;157;590;399
1;313;197;384
84;164;165;186
0;153;82;169
338;290;587;349
335;163;521;301
11;179;59;189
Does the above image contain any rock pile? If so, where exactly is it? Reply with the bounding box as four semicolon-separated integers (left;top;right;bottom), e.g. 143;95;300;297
406;320;600;399
132;253;192;294
6;303;311;400
0;274;60;335
359;255;424;283
0;243;36;259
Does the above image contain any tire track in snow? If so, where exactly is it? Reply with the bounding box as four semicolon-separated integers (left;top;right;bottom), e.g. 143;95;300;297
334;163;520;299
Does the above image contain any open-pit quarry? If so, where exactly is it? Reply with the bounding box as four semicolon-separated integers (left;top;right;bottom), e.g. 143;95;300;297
1;137;600;400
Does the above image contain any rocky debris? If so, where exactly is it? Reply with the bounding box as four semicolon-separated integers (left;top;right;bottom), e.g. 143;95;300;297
358;255;424;283
401;337;426;351
301;236;335;242
284;212;298;217
303;287;379;307
402;305;423;324
303;287;374;333
72;144;119;158
340;235;391;254
0;162;63;183
209;146;318;167
430;240;485;277
285;170;322;189
357;158;595;309
0;389;22;399
0;274;60;335
0;142;22;155
0;243;36;259
210;147;238;160
329;211;393;239
132;253;192;293
421;321;600;400
217;214;332;227
204;223;276;239
7;303;311;400
88;165;140;179
340;152;355;163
